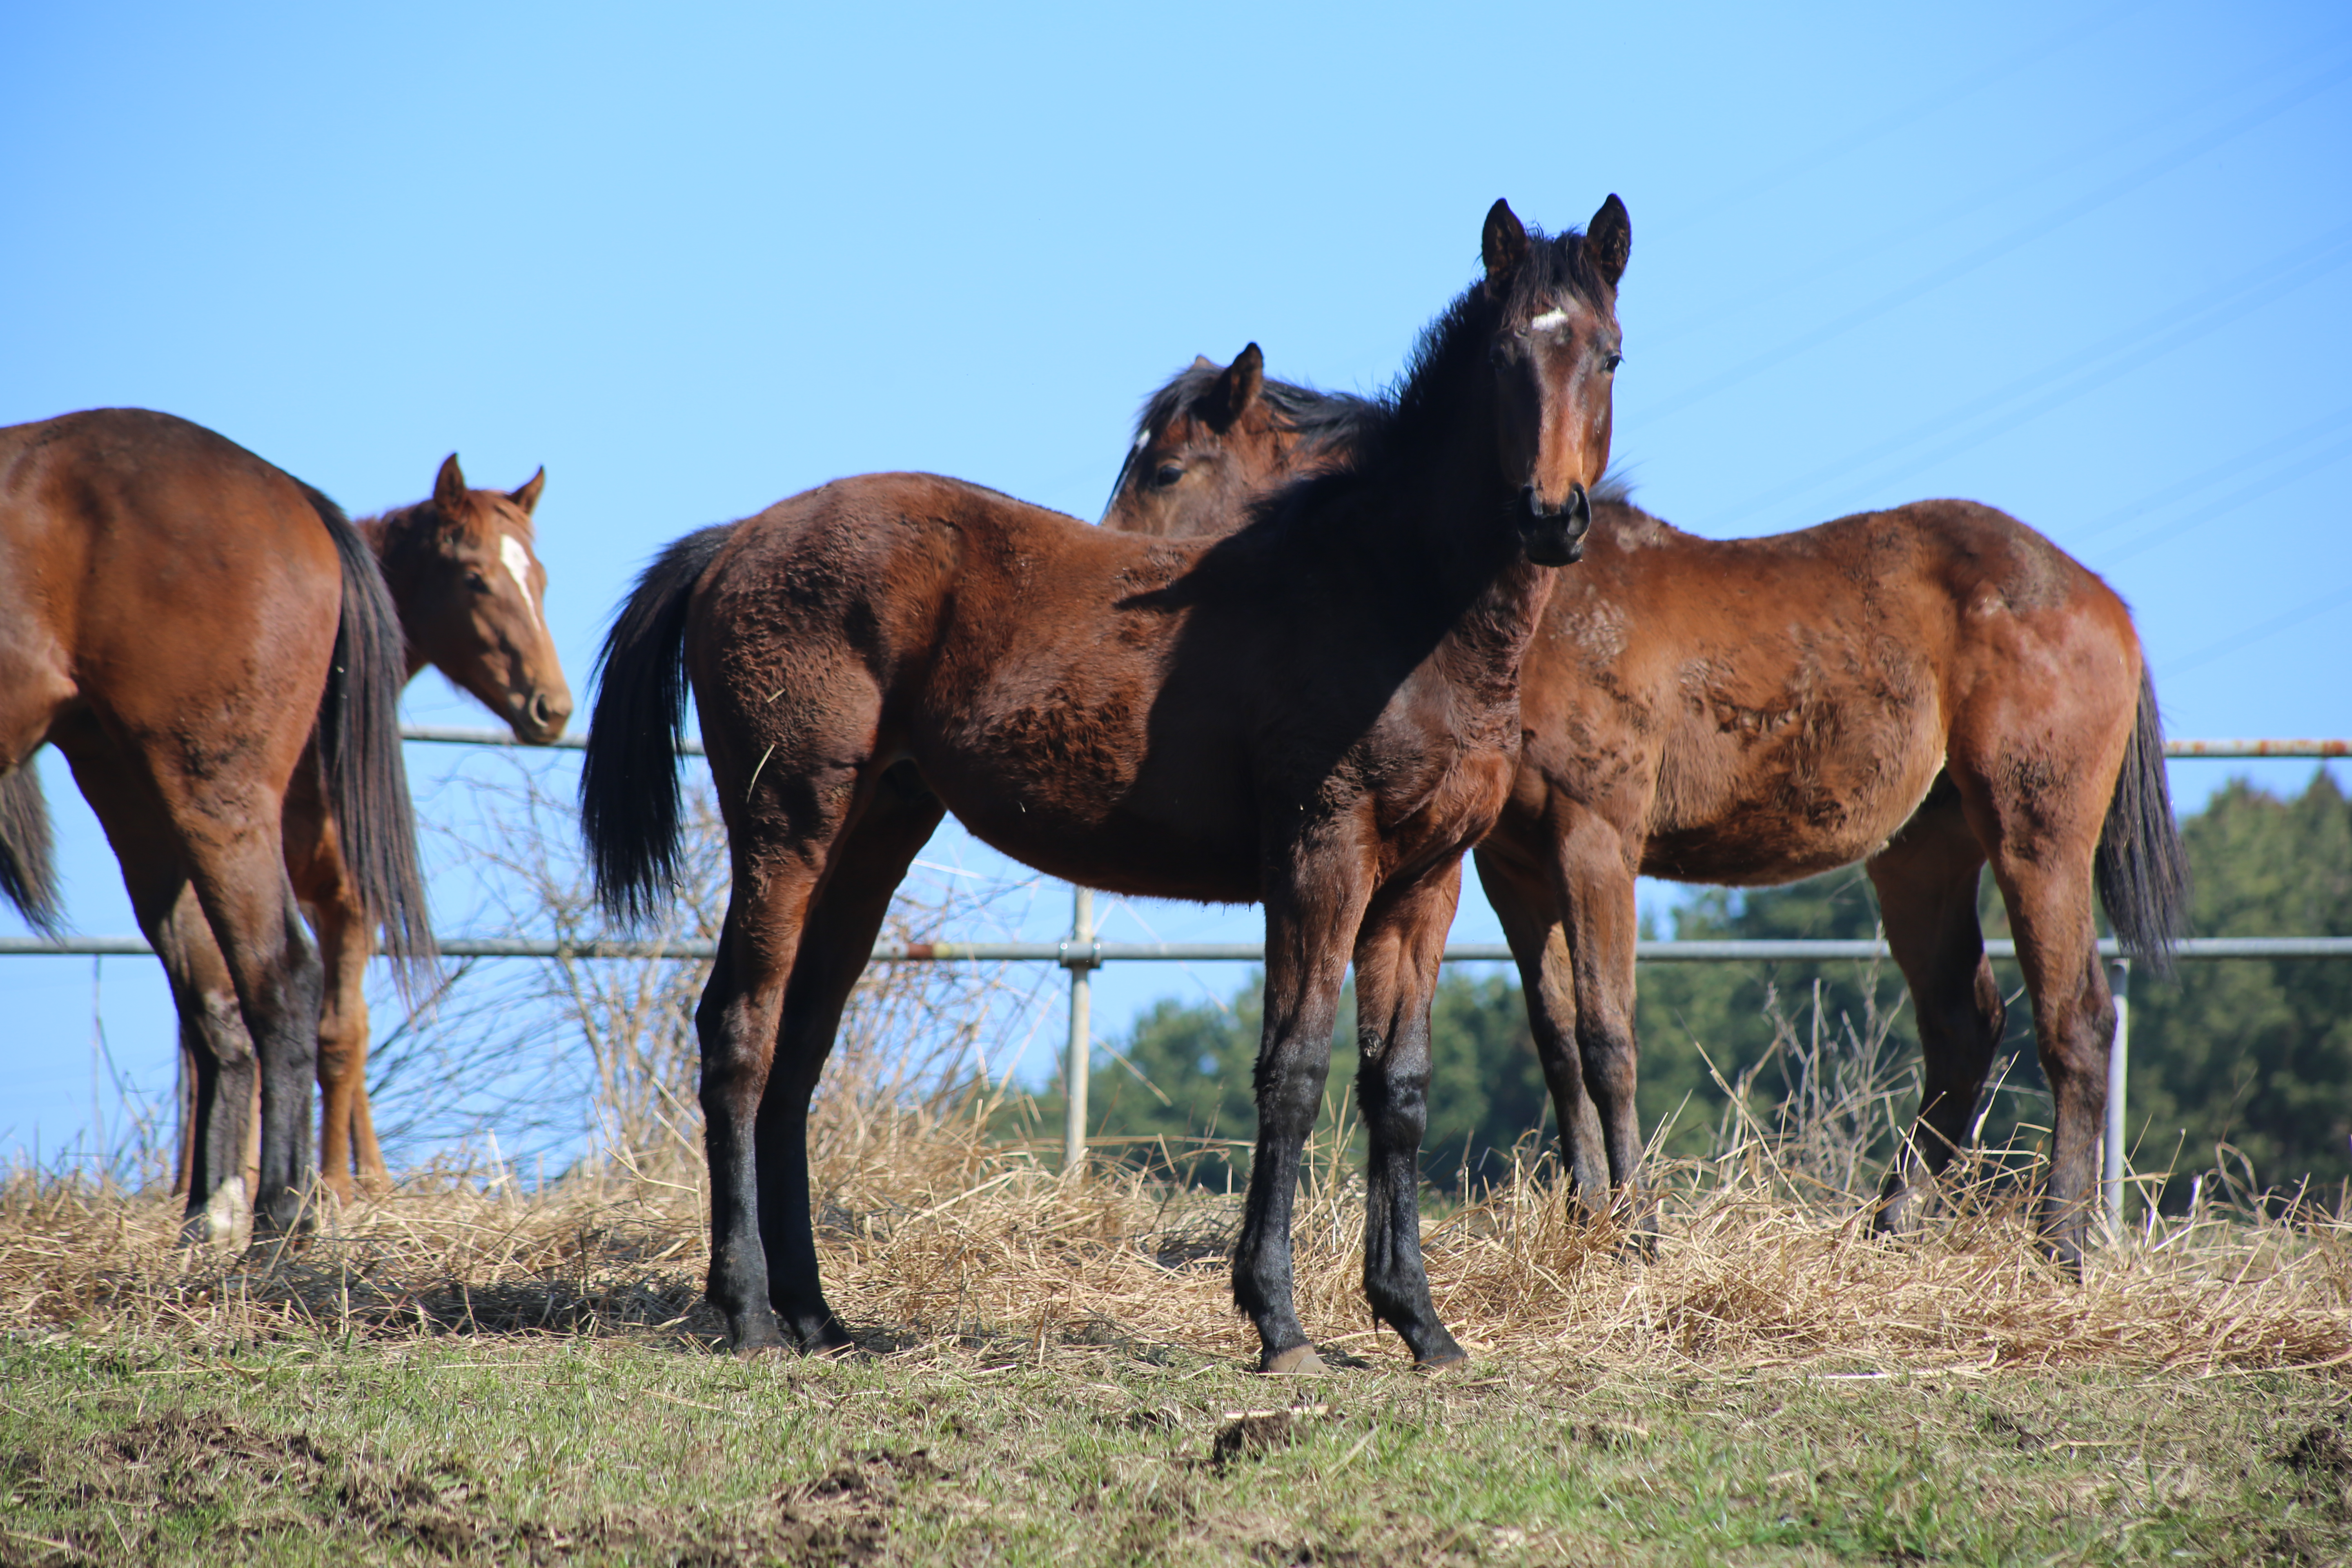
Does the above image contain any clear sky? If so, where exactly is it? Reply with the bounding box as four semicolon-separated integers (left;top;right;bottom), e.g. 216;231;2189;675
4;0;2347;1163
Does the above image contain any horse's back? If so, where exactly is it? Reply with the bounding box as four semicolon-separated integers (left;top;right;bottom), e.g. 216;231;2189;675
1528;498;2127;884
686;472;1274;901
0;409;342;767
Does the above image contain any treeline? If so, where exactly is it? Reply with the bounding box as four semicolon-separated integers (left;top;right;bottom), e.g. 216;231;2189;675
1047;770;2351;1204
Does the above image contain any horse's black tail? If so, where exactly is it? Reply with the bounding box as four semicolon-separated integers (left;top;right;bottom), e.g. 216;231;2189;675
302;482;436;995
2095;664;2190;976
0;762;62;935
582;525;733;925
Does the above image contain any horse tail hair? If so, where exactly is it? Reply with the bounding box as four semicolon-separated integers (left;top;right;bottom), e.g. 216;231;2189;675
582;524;733;925
0;762;62;935
303;481;437;995
2094;663;2190;976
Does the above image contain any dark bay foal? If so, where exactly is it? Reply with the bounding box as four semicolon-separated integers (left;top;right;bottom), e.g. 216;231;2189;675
1104;352;2187;1270
583;196;1630;1370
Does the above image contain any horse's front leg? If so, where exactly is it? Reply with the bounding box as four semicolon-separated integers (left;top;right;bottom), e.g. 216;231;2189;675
1352;862;1469;1368
1232;836;1371;1375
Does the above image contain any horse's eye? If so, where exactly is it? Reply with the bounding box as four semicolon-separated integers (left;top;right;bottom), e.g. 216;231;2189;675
1153;463;1184;488
1604;352;1624;372
466;570;490;591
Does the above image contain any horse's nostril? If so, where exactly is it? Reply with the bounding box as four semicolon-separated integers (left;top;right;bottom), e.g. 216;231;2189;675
529;693;551;728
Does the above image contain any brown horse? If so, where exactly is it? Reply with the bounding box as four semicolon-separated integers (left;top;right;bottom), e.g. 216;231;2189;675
583;196;1630;1370
170;454;572;1203
1103;354;2189;1268
0;408;432;1238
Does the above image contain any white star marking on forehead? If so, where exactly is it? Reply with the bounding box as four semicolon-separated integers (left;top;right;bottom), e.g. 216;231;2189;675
1529;309;1572;332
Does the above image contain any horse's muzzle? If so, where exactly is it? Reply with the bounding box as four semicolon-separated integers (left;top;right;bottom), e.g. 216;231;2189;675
513;688;574;745
1518;480;1591;566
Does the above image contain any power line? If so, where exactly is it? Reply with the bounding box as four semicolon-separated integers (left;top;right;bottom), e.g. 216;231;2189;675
2103;432;2352;566
1630;55;2352;427
1696;220;2352;532
2069;402;2352;547
1645;22;2352;352
1650;0;2147;243
2164;581;2352;677
1807;245;2352;519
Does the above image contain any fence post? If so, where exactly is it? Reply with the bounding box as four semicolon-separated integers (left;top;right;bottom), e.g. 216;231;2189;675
2105;957;2130;1239
1062;885;1095;1176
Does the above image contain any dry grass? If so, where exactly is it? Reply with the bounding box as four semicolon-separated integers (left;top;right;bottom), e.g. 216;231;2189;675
4;1088;2347;1383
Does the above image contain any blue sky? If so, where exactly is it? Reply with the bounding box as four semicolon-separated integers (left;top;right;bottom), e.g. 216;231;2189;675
4;1;2347;1161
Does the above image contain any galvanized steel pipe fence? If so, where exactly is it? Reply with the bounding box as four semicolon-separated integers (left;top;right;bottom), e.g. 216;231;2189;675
8;728;2348;1234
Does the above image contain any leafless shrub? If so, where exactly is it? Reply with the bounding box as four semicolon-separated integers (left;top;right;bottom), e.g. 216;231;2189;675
363;752;1054;1182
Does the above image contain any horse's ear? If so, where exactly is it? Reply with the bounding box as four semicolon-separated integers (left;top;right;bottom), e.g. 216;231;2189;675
1190;354;1216;371
1202;343;1265;433
433;454;468;512
1586;194;1630;290
510;466;546;515
1482;199;1529;288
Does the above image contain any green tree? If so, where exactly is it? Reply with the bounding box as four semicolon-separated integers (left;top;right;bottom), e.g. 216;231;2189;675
2129;771;2352;1203
1047;768;2351;1203
1067;970;1552;1191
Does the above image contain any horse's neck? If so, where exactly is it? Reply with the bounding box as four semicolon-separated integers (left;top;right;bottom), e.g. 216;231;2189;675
1383;393;1554;677
356;507;431;684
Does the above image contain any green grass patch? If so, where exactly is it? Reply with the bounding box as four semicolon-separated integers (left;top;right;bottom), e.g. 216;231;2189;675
4;1330;2348;1565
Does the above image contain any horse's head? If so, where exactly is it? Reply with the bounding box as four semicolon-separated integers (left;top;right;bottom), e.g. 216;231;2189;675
1479;194;1628;566
401;455;573;743
1100;345;1292;538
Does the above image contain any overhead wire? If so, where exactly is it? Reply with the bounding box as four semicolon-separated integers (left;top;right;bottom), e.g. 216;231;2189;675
1644;22;2352;353
2163;582;2352;678
1697;220;2352;531
2101;432;2352;566
1648;0;2147;244
1629;53;2352;427
2069;402;2352;546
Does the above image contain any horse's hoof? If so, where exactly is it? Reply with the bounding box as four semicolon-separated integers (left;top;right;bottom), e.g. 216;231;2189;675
802;1328;858;1360
1258;1344;1327;1376
729;1315;791;1357
1412;1330;1469;1373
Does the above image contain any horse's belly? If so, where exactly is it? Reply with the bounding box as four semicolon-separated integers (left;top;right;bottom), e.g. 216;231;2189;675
1643;722;1946;887
944;793;1263;905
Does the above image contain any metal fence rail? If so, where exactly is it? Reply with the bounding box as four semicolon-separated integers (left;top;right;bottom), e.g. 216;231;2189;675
7;935;2350;963
10;728;2346;1233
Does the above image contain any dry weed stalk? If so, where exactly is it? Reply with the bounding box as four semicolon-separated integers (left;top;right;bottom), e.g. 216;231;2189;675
4;1090;2347;1379
8;757;2344;1380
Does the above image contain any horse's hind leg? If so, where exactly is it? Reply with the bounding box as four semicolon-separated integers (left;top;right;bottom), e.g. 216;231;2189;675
1948;737;2122;1271
1351;862;1469;1368
1548;815;1652;1235
55;734;261;1238
696;741;912;1353
1866;777;2004;1236
1982;836;2113;1270
1473;845;1609;1206
755;763;944;1351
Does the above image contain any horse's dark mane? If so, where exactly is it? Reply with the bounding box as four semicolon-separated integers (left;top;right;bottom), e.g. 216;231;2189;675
362;494;536;572
1240;220;1617;539
1103;366;1382;518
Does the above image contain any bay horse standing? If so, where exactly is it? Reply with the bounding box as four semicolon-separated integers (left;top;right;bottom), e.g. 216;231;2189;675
0;408;433;1238
583;196;1630;1370
1104;352;2187;1269
169;454;572;1203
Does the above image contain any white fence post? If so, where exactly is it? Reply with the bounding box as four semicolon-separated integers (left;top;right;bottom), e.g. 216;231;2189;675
1062;885;1095;1176
2105;957;2130;1239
